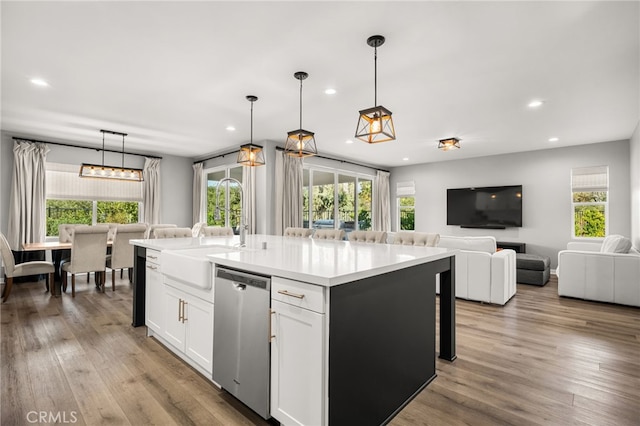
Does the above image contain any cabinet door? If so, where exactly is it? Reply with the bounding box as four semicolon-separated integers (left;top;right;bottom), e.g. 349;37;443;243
270;300;325;426
163;287;186;350
184;296;214;374
145;262;164;334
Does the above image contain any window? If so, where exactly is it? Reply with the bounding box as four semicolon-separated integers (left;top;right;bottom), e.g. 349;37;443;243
206;165;243;233
303;166;375;236
45;163;142;236
571;166;608;238
396;181;415;231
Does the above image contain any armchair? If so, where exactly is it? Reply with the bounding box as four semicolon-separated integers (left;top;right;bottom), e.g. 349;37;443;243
557;237;640;307
438;235;517;305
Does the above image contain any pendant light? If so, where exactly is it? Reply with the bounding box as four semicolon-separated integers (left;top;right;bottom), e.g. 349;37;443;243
438;137;461;151
79;129;143;182
355;35;396;144
237;95;265;166
284;71;317;157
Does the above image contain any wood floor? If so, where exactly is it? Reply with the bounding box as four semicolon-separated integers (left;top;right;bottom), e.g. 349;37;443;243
1;274;638;426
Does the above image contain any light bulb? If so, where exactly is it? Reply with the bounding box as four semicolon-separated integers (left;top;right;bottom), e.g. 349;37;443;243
371;118;381;133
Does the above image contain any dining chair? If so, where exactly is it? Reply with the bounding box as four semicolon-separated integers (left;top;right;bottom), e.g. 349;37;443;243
146;224;177;239
392;232;440;247
283;227;313;238
312;229;346;240
201;226;234;237
153;227;194;238
0;233;55;303
105;224;147;291
61;225;109;296
347;230;387;244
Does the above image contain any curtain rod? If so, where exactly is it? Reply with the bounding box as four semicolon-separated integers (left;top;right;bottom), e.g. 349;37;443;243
193;149;239;164
275;146;389;173
12;137;162;159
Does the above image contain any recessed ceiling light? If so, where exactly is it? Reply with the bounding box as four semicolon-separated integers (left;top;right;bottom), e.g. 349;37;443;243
226;126;236;131
30;78;49;87
402;157;409;161
528;100;543;108
345;139;353;144
324;88;336;95
548;137;559;142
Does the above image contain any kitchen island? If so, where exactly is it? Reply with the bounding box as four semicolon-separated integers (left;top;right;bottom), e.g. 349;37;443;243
131;234;457;426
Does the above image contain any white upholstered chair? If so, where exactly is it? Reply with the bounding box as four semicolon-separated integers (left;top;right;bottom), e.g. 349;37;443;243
437;235;516;305
105;224;147;291
392;232;440;247
348;230;387;244
557;236;640;307
146;224;177;239
0;233;55;303
61;225;110;296
312;229;345;241
284;227;313;238
154;227;193;238
201;226;234;237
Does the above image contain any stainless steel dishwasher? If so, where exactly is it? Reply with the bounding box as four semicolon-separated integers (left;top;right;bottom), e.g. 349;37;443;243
213;267;271;419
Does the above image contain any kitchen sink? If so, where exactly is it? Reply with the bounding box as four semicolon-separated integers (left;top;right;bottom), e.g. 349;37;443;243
161;246;239;290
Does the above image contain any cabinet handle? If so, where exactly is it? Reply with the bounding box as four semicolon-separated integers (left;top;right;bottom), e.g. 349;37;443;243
178;299;183;322
146;264;157;270
277;289;305;299
182;301;188;323
269;309;275;342
148;255;158;260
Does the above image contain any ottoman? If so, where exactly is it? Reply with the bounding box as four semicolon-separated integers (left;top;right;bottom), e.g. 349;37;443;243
516;253;550;286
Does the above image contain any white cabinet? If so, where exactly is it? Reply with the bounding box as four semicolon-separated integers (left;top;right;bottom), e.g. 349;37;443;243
144;249;163;334
163;285;214;375
270;277;325;426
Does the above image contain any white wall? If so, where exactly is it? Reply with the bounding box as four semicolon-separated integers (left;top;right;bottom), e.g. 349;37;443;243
390;140;631;269
631;121;640;249
0;133;193;233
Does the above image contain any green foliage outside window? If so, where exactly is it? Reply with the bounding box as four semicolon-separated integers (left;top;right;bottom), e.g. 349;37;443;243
574;205;606;237
46;199;139;236
46;200;92;236
399;196;415;231
572;191;607;238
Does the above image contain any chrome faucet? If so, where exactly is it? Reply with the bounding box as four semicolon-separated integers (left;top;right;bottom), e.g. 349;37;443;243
214;177;247;246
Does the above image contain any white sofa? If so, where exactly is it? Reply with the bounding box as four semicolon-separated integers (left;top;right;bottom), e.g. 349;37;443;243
557;238;640;307
437;236;517;305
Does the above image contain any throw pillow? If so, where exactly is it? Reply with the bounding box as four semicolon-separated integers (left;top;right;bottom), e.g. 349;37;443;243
601;235;633;253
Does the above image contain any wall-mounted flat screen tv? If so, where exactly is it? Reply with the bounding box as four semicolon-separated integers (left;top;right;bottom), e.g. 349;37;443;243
447;185;523;228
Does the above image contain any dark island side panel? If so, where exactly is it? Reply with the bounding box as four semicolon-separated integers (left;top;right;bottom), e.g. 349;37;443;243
329;261;444;426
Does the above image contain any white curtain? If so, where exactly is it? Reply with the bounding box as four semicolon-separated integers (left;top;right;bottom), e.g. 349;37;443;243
242;166;256;234
7;141;50;249
275;150;303;234
373;170;391;232
143;158;161;224
192;162;205;225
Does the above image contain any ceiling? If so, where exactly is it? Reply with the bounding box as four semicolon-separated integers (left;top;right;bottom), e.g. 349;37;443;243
2;1;638;168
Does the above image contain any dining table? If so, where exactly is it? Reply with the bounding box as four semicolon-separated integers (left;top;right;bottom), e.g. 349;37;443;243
22;240;112;296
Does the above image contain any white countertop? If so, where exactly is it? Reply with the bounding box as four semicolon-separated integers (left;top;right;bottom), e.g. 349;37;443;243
132;234;456;287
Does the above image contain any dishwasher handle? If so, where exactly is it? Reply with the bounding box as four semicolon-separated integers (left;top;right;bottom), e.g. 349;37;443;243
216;267;271;290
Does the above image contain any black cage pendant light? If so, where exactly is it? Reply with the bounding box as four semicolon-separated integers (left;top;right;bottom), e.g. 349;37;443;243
438;137;461;151
355;35;396;144
79;129;143;182
284;71;317;157
237;95;265;167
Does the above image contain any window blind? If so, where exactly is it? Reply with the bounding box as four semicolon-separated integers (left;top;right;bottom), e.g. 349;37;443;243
396;181;415;196
46;162;143;202
571;166;608;192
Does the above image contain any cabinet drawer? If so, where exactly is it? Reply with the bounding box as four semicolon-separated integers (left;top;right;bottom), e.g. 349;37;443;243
272;277;324;314
146;249;161;265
